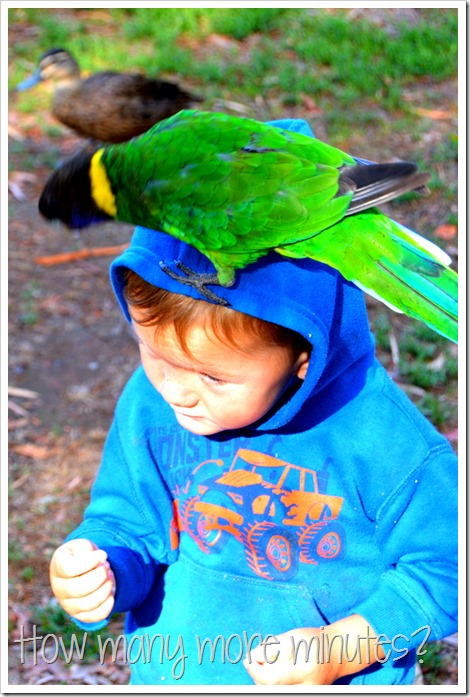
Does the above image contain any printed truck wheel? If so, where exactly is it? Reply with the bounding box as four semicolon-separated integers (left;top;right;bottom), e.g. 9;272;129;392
299;520;346;563
244;521;298;580
194;510;225;551
183;492;232;553
180;496;210;553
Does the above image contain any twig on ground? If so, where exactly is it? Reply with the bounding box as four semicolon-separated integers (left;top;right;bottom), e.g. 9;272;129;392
8;386;40;399
34;244;129;266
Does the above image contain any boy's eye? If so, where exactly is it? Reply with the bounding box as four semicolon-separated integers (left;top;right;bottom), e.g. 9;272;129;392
201;373;225;385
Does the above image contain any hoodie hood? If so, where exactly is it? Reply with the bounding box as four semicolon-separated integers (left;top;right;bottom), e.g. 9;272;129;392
110;118;374;432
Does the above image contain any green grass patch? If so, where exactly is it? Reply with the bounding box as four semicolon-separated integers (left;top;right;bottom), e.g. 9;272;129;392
9;7;457;128
17;279;43;326
32;602;119;664
398;324;458;389
370;311;457;431
420;640;455;684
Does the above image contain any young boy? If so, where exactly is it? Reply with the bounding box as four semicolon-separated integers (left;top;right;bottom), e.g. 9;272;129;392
49;120;458;686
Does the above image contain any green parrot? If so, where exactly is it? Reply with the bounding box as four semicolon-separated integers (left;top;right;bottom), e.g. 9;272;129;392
38;109;458;342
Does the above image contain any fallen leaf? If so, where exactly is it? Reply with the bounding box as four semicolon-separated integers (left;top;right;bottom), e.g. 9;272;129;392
434;224;457;240
8;417;29;430
10;471;32;489
207;33;240;49
8;171;37;200
8;400;29;417
8;386;40;399
411;106;456;120
66;474;84;490
427;353;446;371
9;443;60;460
8;122;26;141
300;93;322;113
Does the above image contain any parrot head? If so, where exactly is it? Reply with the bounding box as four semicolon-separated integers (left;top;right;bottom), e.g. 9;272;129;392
38;149;113;229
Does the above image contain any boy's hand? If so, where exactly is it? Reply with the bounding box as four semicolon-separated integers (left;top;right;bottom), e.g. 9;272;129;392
244;628;341;685
50;538;115;623
244;616;385;685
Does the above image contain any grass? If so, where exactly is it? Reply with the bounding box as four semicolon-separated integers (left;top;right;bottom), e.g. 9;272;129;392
17;279;42;326
399;326;458;390
373;309;458;430
32;602;120;665
420;640;456;684
9;8;457;128
8;7;458;215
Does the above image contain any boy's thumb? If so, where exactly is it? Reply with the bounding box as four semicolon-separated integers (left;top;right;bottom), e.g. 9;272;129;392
66;538;100;555
55;538;108;577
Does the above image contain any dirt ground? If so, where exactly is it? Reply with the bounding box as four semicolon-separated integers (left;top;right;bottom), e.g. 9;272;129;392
7;76;459;688
8;124;136;684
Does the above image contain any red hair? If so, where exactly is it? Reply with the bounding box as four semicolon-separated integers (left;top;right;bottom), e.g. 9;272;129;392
122;269;311;359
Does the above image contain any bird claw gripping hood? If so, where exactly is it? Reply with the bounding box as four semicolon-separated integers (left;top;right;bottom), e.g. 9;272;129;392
110;117;374;433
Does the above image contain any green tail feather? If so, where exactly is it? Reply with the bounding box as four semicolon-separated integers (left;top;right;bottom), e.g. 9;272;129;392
359;258;458;343
278;210;458;343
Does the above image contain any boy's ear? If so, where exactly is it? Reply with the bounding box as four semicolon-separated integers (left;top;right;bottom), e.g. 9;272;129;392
295;351;310;381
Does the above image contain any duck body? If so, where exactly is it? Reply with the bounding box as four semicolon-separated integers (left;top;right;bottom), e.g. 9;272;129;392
16;48;202;142
50;69;202;142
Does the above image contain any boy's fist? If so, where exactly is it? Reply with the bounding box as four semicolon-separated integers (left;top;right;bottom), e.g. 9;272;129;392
50;538;115;623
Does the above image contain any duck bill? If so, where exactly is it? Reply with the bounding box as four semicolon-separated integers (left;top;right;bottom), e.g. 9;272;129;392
16;70;42;91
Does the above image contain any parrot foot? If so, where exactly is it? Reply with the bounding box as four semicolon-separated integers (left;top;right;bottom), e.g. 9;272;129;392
159;261;229;306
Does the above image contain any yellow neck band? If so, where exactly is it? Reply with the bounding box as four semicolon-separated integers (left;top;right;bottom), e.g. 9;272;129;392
90;150;117;216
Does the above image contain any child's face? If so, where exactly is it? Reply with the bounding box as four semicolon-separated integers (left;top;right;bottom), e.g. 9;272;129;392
131;310;309;436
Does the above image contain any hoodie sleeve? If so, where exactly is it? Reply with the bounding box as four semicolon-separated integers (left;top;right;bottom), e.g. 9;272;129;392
354;441;458;652
66;371;178;620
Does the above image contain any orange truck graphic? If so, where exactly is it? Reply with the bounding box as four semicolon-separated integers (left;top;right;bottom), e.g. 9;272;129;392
177;449;345;580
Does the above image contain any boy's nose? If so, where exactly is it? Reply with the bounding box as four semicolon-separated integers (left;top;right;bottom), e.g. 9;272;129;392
159;377;198;408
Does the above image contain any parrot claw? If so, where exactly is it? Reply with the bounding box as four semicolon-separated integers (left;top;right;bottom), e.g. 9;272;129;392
159;261;229;306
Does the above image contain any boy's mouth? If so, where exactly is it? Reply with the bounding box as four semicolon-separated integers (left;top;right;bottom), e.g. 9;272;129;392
173;408;204;420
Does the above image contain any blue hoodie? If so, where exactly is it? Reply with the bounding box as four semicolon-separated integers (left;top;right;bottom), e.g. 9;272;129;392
67;119;458;685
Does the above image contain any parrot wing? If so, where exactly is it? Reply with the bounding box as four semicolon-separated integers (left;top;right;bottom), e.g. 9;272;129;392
111;111;426;258
277;209;458;343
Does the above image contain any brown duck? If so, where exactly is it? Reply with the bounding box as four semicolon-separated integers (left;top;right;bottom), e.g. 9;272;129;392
16;48;202;143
